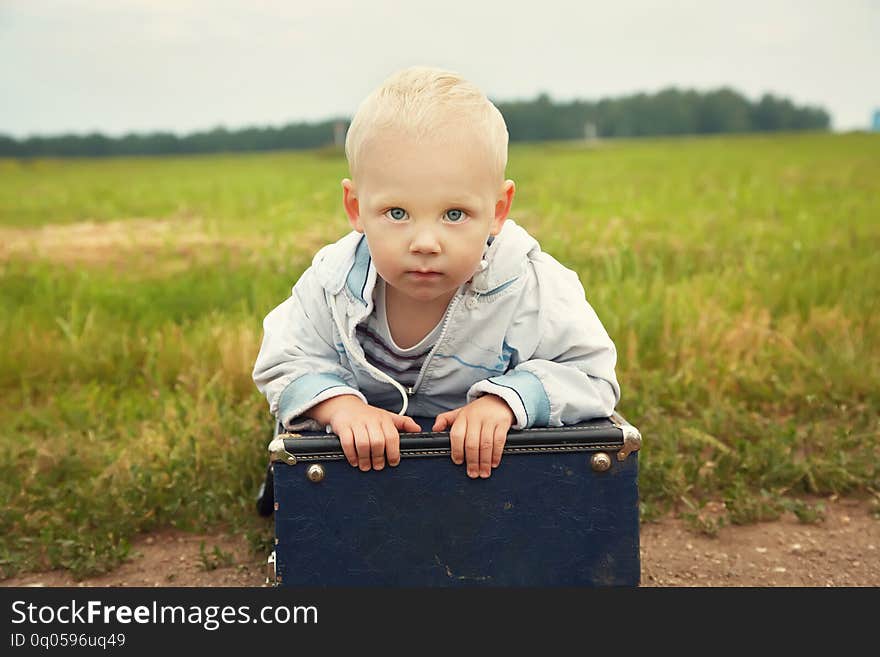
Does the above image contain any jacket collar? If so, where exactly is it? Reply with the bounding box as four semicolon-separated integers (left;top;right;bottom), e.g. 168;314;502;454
468;218;540;293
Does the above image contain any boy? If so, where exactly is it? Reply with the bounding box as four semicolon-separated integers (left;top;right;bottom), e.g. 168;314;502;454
252;66;620;479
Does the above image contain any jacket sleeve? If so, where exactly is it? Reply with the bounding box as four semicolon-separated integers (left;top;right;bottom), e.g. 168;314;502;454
252;266;366;432
466;256;620;429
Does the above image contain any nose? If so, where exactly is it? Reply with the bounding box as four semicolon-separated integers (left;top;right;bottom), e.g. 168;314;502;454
409;224;441;254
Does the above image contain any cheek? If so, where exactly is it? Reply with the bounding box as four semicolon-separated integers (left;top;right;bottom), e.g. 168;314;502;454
447;248;485;278
366;240;401;275
455;238;488;262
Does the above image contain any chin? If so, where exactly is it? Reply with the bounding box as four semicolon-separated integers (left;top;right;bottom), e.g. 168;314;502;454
409;288;453;303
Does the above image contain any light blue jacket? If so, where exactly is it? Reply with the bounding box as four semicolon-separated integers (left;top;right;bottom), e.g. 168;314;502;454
252;218;621;433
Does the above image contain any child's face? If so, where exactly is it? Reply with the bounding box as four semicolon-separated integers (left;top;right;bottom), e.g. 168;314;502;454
342;125;515;309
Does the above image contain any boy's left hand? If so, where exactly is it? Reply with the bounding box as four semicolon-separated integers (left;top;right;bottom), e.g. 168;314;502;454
433;395;515;478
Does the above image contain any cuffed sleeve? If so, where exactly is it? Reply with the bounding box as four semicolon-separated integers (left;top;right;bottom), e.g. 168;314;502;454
276;374;366;432
467;370;549;429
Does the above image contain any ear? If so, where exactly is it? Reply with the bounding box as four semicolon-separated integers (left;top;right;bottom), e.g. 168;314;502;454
490;179;516;235
341;178;364;233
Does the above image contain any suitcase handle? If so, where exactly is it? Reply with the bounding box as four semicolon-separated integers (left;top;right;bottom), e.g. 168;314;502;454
269;414;641;465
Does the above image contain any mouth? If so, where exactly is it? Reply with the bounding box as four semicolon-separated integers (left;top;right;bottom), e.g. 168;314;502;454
407;270;443;278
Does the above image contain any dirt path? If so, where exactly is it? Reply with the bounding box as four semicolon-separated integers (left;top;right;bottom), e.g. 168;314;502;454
3;497;877;588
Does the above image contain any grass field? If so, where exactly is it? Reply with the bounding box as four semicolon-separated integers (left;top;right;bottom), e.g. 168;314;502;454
1;132;878;578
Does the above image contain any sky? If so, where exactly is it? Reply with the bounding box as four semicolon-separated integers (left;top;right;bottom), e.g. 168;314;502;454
1;0;878;138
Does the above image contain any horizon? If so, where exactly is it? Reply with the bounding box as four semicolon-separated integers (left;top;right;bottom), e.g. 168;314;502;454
0;84;839;141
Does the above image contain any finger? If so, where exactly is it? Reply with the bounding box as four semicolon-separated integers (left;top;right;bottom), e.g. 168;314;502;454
491;424;507;468
337;425;358;467
432;413;447;432
353;424;371;471
366;421;386;471
392;414;421;434
383;418;401;467
449;415;467;465
479;425;494;478
434;408;460;432
464;421;481;478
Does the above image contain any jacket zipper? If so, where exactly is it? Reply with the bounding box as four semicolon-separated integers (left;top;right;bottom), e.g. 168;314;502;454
407;292;464;396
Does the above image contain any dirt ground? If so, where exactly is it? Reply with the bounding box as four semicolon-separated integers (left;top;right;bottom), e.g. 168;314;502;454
2;496;877;588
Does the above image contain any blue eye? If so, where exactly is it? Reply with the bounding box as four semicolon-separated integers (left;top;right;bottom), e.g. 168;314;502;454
386;208;407;221
445;209;465;222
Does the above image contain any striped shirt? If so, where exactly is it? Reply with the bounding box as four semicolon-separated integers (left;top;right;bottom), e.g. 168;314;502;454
355;277;449;387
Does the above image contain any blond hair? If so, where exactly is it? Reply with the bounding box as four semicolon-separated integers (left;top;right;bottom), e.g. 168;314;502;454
344;66;509;185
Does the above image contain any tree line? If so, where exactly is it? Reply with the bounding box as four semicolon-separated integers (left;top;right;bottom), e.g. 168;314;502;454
0;87;830;158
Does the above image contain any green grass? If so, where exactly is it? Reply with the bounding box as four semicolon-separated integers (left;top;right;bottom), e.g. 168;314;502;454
1;132;878;578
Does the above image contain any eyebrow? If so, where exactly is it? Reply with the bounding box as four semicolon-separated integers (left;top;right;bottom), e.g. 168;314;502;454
372;196;481;209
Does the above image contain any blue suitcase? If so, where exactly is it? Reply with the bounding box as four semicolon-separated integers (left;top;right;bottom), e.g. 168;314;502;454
264;412;642;587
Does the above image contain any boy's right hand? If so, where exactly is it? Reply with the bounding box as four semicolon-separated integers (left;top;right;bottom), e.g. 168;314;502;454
306;395;421;471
